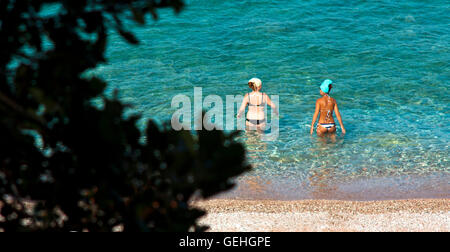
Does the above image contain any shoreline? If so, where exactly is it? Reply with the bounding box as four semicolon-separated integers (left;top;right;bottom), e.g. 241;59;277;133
216;173;450;201
195;198;450;232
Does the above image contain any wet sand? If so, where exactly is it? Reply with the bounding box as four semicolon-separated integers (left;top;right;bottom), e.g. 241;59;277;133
218;173;450;201
195;199;450;232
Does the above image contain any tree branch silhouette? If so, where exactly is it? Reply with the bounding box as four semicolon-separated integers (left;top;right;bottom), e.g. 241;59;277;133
0;0;250;232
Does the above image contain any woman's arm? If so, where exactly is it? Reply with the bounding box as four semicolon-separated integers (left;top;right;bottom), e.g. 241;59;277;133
237;94;249;118
310;99;320;135
334;102;346;134
265;94;278;116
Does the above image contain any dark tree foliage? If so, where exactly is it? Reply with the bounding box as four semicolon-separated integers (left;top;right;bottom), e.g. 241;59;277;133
0;0;250;231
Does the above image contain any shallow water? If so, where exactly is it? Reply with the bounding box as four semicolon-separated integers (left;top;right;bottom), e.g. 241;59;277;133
91;0;449;199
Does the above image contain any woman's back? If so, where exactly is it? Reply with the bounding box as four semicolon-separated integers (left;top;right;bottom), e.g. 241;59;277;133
247;92;266;120
310;79;346;136
318;95;336;124
237;78;278;130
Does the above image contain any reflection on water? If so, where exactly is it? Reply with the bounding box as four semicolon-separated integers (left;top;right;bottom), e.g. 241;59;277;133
308;165;339;199
236;176;272;198
222;171;450;201
243;130;268;163
219;133;450;200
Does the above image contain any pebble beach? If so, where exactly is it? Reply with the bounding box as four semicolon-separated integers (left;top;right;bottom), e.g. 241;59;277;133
195;199;450;232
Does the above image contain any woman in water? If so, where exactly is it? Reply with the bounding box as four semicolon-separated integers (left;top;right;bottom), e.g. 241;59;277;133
237;78;277;130
310;79;346;136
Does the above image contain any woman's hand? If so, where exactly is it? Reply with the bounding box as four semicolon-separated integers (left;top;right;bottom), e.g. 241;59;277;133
342;128;346;135
310;126;314;135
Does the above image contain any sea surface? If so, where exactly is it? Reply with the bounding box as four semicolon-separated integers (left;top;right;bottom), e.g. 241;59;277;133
90;0;449;200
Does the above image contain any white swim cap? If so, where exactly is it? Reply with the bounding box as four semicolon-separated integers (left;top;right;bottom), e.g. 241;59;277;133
248;78;262;88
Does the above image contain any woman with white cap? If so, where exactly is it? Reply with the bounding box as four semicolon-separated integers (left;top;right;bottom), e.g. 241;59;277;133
237;78;277;130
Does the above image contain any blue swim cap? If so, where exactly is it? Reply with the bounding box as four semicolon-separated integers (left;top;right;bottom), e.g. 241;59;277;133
320;79;333;94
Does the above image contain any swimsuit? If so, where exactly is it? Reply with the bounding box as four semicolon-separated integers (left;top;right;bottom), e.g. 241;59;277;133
320;123;335;129
247;92;266;107
246;119;266;125
247;92;266;125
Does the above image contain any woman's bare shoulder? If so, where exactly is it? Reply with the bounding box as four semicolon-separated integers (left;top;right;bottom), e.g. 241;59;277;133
316;97;325;103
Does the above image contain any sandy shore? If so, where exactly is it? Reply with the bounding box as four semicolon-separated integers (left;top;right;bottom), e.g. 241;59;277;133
195;199;450;232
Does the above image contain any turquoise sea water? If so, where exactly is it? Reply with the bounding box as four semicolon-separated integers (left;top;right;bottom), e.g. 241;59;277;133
92;0;449;199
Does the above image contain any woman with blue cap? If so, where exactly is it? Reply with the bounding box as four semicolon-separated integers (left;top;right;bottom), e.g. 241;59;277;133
310;79;346;136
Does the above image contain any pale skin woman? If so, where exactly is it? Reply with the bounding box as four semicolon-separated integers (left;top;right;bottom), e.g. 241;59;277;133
310;80;346;137
237;78;278;131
